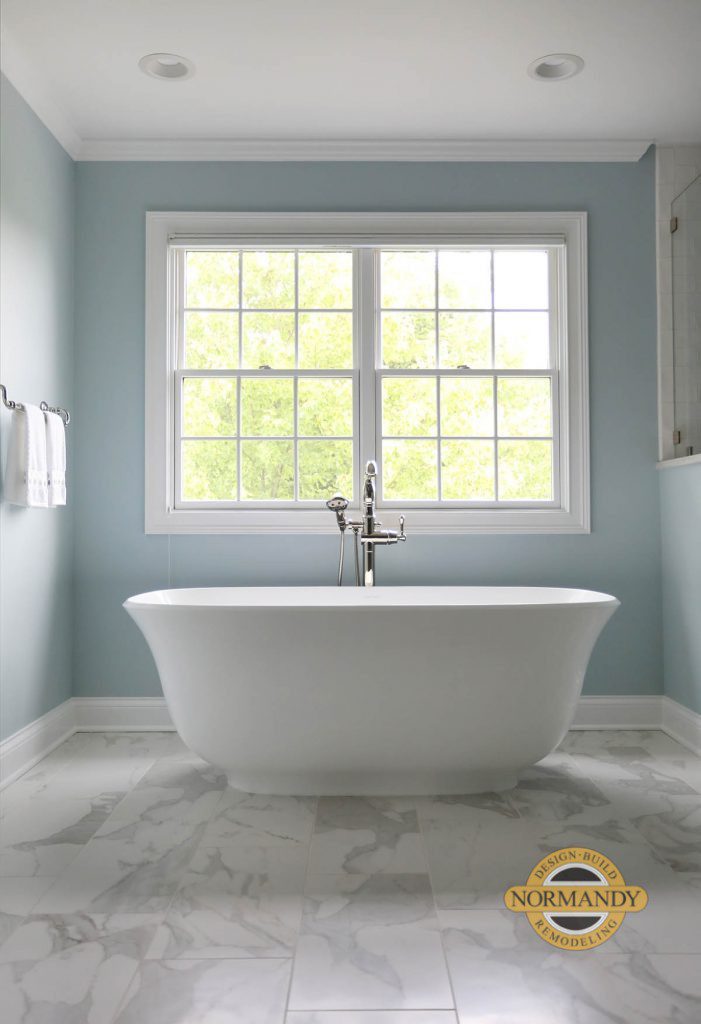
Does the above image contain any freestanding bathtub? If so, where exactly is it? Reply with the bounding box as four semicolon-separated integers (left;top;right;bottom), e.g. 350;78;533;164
124;586;618;795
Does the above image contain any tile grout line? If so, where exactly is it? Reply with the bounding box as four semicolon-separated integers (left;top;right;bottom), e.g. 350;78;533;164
283;794;319;1016
415;794;460;1017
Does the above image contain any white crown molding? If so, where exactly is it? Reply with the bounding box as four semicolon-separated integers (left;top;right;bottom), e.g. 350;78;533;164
2;694;699;789
76;137;652;163
0;25;81;159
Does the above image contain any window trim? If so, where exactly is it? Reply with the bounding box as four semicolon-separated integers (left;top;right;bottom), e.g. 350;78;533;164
145;211;589;534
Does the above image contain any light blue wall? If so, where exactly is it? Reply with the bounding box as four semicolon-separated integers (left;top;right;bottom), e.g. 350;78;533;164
660;464;701;713
73;152;661;702
0;76;75;740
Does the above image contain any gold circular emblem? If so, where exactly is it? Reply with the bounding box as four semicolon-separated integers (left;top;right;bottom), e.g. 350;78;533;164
504;846;648;949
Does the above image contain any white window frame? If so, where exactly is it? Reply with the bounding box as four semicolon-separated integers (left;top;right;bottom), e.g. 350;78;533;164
145;211;589;534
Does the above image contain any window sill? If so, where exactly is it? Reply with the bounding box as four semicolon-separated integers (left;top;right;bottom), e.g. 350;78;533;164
656;454;701;470
146;505;590;535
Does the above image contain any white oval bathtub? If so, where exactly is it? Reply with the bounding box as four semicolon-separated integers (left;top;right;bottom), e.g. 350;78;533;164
124;586;619;795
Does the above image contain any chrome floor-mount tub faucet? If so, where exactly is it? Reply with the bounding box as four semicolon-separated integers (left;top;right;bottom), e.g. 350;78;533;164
326;460;406;587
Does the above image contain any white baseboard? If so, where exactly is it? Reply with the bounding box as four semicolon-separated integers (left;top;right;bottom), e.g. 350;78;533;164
571;695;663;730
2;694;700;790
661;696;701;756
72;698;175;732
0;700;76;790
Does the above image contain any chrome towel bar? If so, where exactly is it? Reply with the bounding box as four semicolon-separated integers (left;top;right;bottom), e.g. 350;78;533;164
0;383;70;425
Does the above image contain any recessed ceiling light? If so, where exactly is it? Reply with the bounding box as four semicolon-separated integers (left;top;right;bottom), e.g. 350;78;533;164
138;53;194;80
527;53;584;81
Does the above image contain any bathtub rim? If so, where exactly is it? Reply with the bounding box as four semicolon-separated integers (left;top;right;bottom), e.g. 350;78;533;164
124;584;620;612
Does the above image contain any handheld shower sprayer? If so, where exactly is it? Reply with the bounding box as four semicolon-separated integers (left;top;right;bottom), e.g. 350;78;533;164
326;493;349;528
326;494;350;586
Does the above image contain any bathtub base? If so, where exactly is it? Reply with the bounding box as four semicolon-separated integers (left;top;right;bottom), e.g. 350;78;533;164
225;769;520;797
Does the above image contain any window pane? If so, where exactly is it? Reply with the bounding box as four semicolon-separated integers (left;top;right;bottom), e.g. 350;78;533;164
439;313;492;368
498;440;553;500
383;439;438;499
242;251;295;308
241;378;294;436
497;378;552;437
494;251;548;309
185;312;238;369
382;377;437;436
441;440;495;500
494;312;550;368
298;378;353;437
183;378;237;436
242;312;295;368
298;251;352;309
182;440;237;501
382;313;436;368
298;312;353;369
441;378;494;437
381;251;435;308
299;440;353;500
186;251;238;309
241;440;294;499
438;251;491;309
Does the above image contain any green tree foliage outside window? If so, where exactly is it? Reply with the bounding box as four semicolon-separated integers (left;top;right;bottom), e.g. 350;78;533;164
179;247;554;505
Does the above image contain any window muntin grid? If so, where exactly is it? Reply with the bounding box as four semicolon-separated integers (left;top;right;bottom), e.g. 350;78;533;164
175;248;356;506
172;244;560;510
376;247;558;506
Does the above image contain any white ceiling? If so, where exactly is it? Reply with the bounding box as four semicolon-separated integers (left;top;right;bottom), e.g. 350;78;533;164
2;0;701;157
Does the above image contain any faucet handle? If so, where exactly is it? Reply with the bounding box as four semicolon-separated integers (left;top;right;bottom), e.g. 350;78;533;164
398;514;406;541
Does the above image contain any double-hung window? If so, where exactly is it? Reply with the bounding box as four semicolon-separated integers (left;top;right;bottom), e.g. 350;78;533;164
146;213;588;533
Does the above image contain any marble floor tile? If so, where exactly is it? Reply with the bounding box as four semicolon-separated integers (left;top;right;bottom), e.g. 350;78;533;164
559;730;668;758
32;809;214;913
562;732;701;794
0;735;89;795
112;957;292;1024
508;759;615;824
104;757;227;823
2;763;153;804
630;797;701;888
308;797;427;875
443;934;701;1023
0;794;124;876
0;878;58;918
289;874;453;1011
565;745;701;807
423;809;680;912
438;879;701;955
0;734;184;806
0;913;158;1024
204;790;317;848
1;728;700;1021
286;1014;458;1023
0;878;57;950
147;843;307;958
71;732;182;760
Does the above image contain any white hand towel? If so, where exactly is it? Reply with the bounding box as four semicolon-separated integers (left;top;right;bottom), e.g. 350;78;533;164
45;410;67;507
3;404;49;507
